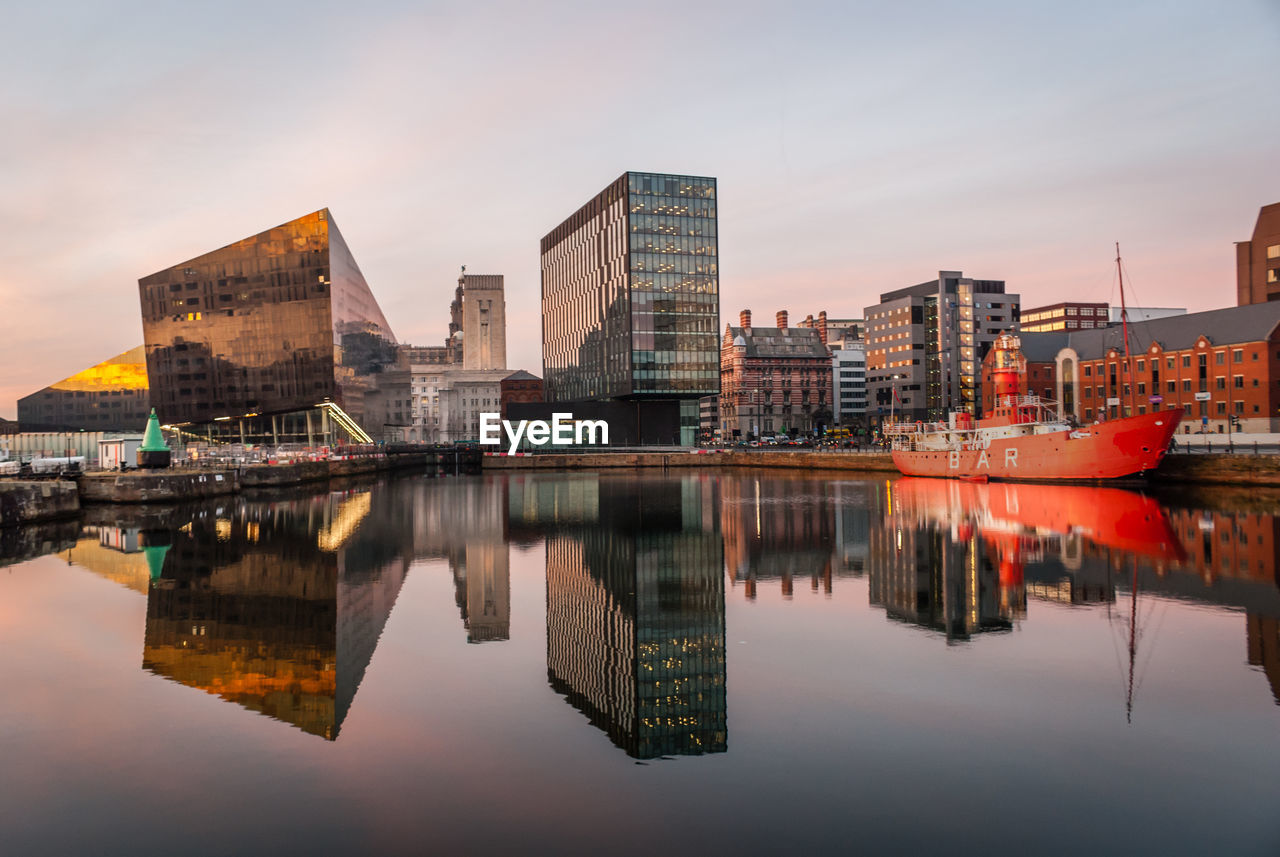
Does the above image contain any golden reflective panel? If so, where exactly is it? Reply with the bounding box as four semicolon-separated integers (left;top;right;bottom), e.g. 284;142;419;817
16;346;150;431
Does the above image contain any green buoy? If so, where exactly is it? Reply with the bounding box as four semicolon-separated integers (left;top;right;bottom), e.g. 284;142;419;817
137;408;172;469
143;543;170;582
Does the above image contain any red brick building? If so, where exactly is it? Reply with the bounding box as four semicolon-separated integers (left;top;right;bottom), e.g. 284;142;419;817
1237;202;1280;306
982;304;1280;433
720;310;833;440
499;370;543;419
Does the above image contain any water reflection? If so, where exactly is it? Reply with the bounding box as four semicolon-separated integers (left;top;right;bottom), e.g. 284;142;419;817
159;490;405;740
720;475;873;599
9;473;1280;854
8;471;1280;749
513;474;727;759
880;479;1187;641
408;477;512;643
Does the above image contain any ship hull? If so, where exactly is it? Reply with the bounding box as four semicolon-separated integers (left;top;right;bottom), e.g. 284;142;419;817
892;410;1182;481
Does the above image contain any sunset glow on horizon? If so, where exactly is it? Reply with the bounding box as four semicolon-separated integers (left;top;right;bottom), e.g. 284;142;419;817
2;0;1277;418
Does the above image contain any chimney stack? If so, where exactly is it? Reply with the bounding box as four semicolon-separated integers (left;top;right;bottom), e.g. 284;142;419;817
818;310;828;346
740;309;752;333
777;310;788;330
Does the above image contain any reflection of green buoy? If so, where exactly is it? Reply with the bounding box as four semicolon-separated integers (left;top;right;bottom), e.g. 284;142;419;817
143;544;170;581
137;408;172;469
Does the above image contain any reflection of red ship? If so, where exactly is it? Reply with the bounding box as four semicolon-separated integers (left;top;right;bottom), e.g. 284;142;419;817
892;478;1187;614
892;478;1186;561
886;333;1182;481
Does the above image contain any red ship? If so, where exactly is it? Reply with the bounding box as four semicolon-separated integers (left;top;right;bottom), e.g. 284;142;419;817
886;332;1182;480
886;244;1182;481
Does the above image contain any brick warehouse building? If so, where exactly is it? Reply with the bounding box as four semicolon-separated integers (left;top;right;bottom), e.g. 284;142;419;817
980;304;1280;433
1237;201;1280;306
499;370;543;419
720;310;833;440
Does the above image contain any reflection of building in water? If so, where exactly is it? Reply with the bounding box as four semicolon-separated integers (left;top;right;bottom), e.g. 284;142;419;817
62;526;156;594
1024;555;1115;606
870;513;1014;642
540;476;727;758
405;476;511;643
0;519;80;569
1163;508;1280;585
450;542;510;643
139;489;409;740
1247;614;1280;704
720;476;873;599
832;481;874;577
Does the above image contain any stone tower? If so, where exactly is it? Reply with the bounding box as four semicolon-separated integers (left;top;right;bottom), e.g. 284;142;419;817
458;270;506;370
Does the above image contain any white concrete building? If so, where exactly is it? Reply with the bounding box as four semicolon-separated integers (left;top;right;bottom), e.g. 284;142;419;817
833;343;867;428
408;368;518;443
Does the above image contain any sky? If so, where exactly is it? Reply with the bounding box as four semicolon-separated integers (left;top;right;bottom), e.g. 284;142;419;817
2;0;1277;419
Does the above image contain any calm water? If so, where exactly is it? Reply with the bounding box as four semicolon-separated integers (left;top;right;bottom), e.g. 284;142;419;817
2;471;1279;855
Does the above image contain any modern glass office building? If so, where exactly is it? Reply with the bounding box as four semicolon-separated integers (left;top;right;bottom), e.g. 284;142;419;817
539;172;720;444
138;209;405;444
17;346;150;432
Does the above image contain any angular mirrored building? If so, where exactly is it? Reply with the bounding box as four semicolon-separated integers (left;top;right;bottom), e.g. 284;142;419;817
138;209;404;443
17;346;150;432
539;172;720;445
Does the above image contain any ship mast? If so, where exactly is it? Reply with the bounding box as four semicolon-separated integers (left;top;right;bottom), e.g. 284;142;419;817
1126;556;1138;723
1117;242;1134;417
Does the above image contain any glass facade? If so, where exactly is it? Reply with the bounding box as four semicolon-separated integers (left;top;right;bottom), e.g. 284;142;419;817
138;209;400;439
541;172;720;404
17;346;150;432
541;475;727;759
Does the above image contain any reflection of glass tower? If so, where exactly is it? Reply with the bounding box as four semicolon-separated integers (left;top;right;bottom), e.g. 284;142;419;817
542;476;727;758
869;515;1013;642
140;490;408;740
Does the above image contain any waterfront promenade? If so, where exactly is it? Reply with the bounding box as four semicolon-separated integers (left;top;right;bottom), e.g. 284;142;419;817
482;447;1280;486
7;445;1280;527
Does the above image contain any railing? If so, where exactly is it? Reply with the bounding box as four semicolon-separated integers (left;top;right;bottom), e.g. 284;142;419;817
1168;438;1280;456
883;420;948;436
318;402;374;444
